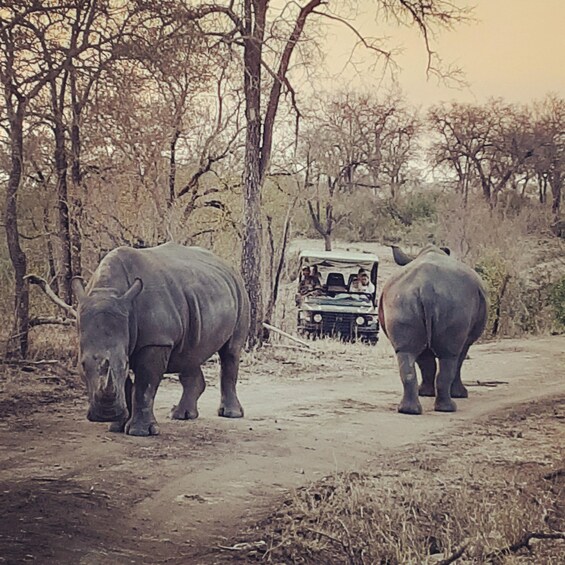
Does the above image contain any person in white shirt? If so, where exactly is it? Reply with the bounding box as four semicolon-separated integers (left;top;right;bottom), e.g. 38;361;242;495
358;269;375;293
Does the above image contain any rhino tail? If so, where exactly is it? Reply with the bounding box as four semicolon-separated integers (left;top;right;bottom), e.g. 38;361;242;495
420;296;434;349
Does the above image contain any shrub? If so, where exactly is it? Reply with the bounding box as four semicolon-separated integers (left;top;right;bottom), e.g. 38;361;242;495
549;275;565;331
475;253;511;338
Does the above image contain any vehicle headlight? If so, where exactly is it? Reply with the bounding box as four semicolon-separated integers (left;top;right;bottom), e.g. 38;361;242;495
313;313;323;323
355;316;365;326
299;311;311;321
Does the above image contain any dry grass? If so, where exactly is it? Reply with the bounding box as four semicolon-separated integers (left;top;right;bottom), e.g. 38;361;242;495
229;398;565;564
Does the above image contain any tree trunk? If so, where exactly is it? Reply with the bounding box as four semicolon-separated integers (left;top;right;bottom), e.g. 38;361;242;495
324;233;332;251
4;104;29;358
44;205;59;293
69;75;83;280
54;117;73;304
168;128;180;207
264;197;296;329
550;173;562;218
241;0;267;348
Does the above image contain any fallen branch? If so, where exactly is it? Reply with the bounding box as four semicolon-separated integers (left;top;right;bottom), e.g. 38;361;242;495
25;274;77;319
29;316;75;327
2;359;60;366
465;380;509;387
486;531;565;562
264;343;319;355
262;322;312;349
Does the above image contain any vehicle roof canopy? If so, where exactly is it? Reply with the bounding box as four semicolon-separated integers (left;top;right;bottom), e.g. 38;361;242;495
299;249;379;271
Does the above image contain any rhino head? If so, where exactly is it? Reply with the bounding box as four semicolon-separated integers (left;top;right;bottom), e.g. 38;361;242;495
72;278;143;423
391;244;451;266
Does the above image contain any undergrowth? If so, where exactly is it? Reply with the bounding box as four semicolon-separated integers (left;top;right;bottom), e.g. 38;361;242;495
233;400;565;564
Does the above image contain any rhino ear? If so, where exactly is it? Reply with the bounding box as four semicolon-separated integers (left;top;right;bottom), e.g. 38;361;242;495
72;277;86;301
391;245;413;266
121;278;143;304
440;246;451;256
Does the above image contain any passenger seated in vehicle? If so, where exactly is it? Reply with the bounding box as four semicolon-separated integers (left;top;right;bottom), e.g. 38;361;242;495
311;265;322;288
358;269;375;293
349;275;361;292
296;266;323;305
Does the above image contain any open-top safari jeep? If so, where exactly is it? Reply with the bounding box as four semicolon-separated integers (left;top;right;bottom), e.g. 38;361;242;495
296;249;379;344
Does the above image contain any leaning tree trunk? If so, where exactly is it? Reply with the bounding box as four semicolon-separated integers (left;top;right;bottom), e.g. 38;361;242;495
4;105;29;358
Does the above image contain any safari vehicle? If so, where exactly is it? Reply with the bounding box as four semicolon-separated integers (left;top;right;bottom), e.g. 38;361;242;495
296;249;379;344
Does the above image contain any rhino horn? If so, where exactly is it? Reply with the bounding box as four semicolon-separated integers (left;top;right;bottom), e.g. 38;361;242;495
391;246;414;266
121;278;143;304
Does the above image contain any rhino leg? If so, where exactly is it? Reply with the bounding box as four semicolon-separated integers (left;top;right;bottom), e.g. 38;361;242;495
434;357;458;412
451;346;470;399
218;341;244;418
126;346;170;436
171;366;206;420
417;349;436;397
109;376;133;433
396;352;423;415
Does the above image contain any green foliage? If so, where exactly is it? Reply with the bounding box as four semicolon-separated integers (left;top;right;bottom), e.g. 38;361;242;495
400;191;439;224
549;276;565;330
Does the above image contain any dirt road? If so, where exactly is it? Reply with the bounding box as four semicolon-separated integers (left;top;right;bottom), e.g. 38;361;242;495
0;334;564;564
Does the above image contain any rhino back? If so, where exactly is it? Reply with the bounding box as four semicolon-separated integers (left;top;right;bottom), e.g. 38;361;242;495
89;243;249;364
381;254;487;356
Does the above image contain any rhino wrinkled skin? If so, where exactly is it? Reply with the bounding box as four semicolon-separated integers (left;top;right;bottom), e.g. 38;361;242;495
378;245;488;415
73;243;250;436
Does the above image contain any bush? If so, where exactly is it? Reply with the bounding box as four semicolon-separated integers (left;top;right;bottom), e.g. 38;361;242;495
475;253;511;338
549;275;565;331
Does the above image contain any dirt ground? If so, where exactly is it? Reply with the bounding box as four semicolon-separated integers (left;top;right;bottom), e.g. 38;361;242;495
0;332;564;564
1;241;564;564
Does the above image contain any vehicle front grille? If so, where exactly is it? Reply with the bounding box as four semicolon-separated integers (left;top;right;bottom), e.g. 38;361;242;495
321;312;356;337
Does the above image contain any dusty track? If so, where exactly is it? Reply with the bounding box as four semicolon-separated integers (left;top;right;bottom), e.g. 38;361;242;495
0;334;564;564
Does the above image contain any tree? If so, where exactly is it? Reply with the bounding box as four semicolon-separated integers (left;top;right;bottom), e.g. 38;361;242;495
428;100;534;206
530;94;565;219
0;1;85;356
178;0;470;347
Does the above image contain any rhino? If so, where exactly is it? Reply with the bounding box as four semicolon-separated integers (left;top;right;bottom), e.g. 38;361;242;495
72;243;250;436
378;245;487;414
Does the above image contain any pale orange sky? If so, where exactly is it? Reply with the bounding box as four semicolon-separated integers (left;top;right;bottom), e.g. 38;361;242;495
325;0;565;107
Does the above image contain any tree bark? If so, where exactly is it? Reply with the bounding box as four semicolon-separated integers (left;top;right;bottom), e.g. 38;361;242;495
550;173;562;218
69;70;83;279
53;114;73;304
4;102;29;358
241;0;267;348
168;128;181;207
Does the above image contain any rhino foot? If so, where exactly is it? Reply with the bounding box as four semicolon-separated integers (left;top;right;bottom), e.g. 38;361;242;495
125;420;160;436
418;384;435;397
450;385;468;398
108;420;127;433
171;405;199;420
434;398;457;412
218;404;244;418
398;400;423;415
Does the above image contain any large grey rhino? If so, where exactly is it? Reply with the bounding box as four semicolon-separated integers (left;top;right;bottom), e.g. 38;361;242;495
378;245;487;415
72;243;250;436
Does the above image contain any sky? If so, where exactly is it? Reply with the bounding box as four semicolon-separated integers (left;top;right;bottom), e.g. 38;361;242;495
325;0;565;107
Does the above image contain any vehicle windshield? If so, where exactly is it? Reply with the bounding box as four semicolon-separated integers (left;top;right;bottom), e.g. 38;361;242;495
297;254;377;304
